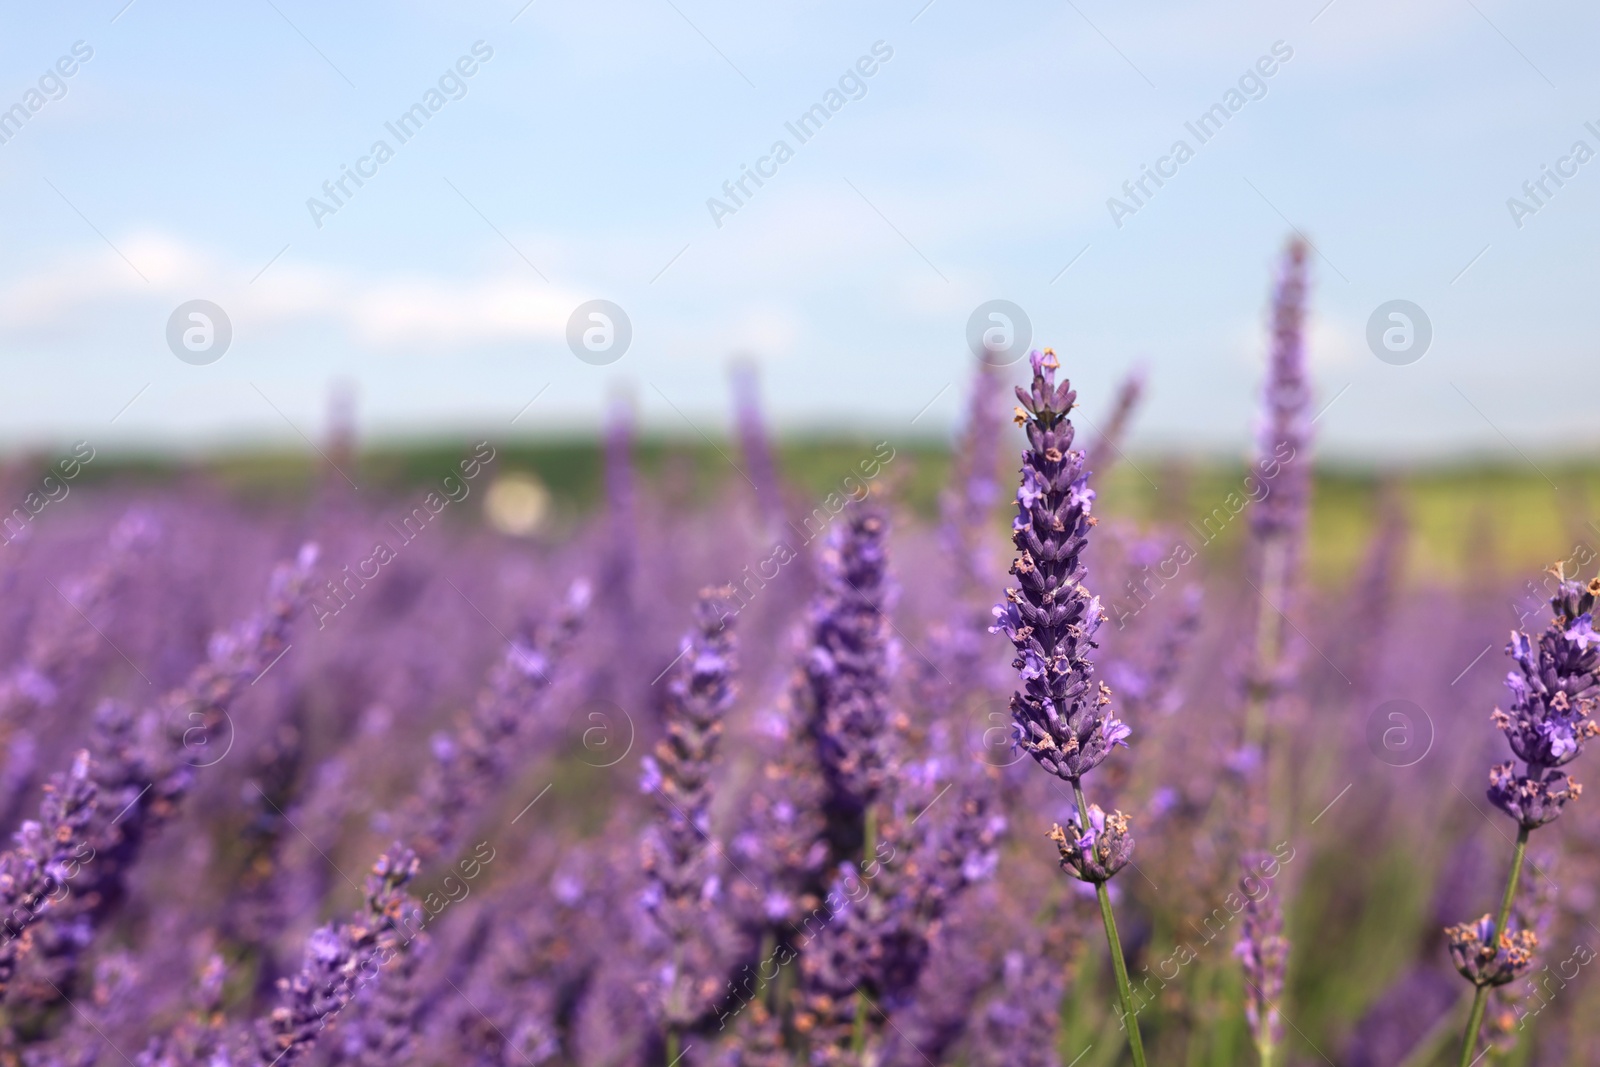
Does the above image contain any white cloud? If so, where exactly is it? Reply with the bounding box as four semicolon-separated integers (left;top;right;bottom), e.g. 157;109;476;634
0;231;580;350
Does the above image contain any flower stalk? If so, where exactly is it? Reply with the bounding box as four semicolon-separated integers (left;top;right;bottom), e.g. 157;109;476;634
992;348;1146;1067
1457;826;1529;1067
1451;564;1598;1061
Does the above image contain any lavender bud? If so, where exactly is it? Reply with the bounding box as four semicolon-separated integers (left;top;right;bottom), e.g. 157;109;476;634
1446;914;1538;988
1048;804;1132;884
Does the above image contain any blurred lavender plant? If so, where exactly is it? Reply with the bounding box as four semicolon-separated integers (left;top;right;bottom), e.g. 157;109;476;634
1234;853;1288;1063
804;505;895;859
408;577;590;861
939;359;1004;603
732;362;788;538
1231;239;1313;1066
601;394;639;655
0;749;96;997
20;545;318;1007
921;359;1007;726
0;510;157;827
1110;585;1201;721
795;755;1001;1066
639;587;739;1059
235;846;420;1067
728;676;828;940
975;949;1064;1067
1240;237;1313;821
1084;365;1145;476
990;347;1145;1067
1453;565;1600;1063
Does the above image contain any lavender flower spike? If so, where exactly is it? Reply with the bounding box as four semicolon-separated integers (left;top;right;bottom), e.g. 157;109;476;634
1453;566;1600;1064
640;587;738;1039
243;845;421;1067
1250;238;1312;547
0;750;96;997
991;348;1125;785
993;348;1146;1067
807;504;896;834
1486;570;1600;830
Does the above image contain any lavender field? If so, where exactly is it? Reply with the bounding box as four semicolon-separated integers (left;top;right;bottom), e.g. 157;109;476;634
0;243;1597;1067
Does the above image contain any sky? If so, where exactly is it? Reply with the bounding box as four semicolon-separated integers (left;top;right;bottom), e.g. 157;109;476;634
1;0;1597;461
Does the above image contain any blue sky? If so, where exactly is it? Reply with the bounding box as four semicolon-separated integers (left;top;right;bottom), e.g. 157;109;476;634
1;0;1597;460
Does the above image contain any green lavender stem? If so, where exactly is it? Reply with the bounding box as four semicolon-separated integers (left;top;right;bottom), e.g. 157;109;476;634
753;930;777;1009
1458;825;1530;1067
1075;782;1148;1067
1246;539;1290;839
1255;1024;1276;1067
1246;539;1288;1067
851;806;879;1058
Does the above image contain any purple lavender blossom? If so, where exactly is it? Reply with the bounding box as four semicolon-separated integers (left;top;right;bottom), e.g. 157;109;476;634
350;928;429;1067
0;749;96;997
797;757;1002;1063
0;511;157;828
1235;854;1289;1057
975;949;1064;1067
1049;803;1133;884
728;692;829;935
993;347;1147;1067
1229;239;1315;1063
241;846;420;1067
722;1000;787;1067
1485;848;1562;1050
806;505;896;836
920;361;1009;723
1450;569;1599;1058
410;578;590;860
894;733;1007;921
991;348;1125;785
640;586;739;1030
1249;239;1311;547
880;895;995;1067
1446;914;1538;988
1485;571;1600;829
1111;586;1201;719
1238;238;1315;739
940;359;1004;600
20;546;319;1006
1085;366;1146;475
0;508;156;731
